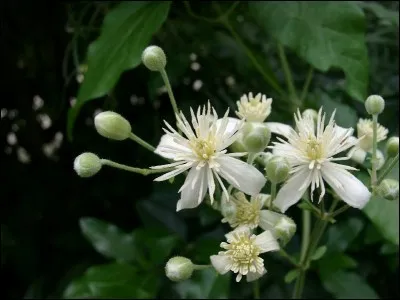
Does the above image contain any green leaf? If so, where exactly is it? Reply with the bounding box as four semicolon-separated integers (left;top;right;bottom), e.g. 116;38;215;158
311;245;327;261
358;2;399;27
325;217;364;252
174;268;230;299
320;270;379;299
79;218;137;262
67;2;171;140
63;263;159;299
249;1;369;101
317;253;358;275
380;243;398;255
284;269;300;283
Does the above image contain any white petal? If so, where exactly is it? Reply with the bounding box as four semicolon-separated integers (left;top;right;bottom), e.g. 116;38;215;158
258;210;281;231
246;269;267;282
215;117;241;137
265;122;293;138
176;167;207;211
273;166;312;213
254;230;280;253
154;134;191;159
349;146;367;165
210;254;232;275
216;156;266;196
225;226;251;242
321;162;371;209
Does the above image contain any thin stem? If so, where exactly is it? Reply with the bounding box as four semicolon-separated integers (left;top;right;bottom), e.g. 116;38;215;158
160;69;180;118
270;182;277;201
279;249;299;267
277;43;298;104
330;204;350;219
193;264;212;270
300;67;314;102
371;114;379;187
299;210;311;263
377;153;399;184
129;132;155;152
253;279;260;299
101;159;173;175
247;152;257;164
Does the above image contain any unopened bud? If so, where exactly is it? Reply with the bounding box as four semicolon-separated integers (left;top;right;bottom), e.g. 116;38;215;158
74;152;102;177
165;256;194;282
350;147;367;165
142;45;167;71
302;109;318;122
94;111;131;141
242;122;271;153
365;95;385;115
376;179;399;201
265;156;291;183
364;150;385;170
259;210;296;245
386;137;399;158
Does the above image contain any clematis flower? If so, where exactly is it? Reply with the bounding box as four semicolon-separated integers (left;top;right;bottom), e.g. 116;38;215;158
151;102;267;211
210;226;279;282
270;108;371;213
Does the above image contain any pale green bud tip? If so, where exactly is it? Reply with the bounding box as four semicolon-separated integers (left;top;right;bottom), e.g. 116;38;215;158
73;152;102;178
376;179;399;201
94;111;131;141
242;122;271;153
165;256;194;282
365;95;385;115
142;45;167;71
275;216;296;245
302;109;318;122
386;137;399;157
265;156;291;183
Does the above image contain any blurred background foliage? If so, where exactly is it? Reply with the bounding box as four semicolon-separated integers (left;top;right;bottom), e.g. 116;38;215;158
1;1;399;299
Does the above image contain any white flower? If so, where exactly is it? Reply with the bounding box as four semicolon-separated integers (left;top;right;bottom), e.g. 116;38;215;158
234;92;293;137
270;109;371;213
210;226;279;282
356;118;388;151
151;102;267;211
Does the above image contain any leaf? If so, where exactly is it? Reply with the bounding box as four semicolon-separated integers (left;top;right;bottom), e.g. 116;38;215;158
325;217;364;252
317;253;358;275
63;263;159;299
358;2;399;27
311;245;327;261
284;269;299;283
320;270;379;299
249;1;369;101
79;217;137;262
174;268;230;299
67;2;171;139
380;243;398;255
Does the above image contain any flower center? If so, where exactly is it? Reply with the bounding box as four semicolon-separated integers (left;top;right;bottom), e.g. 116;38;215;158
234;201;260;228
226;234;260;265
306;136;323;161
190;138;216;160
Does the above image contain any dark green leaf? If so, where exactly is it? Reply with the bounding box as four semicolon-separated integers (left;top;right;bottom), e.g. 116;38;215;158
284;269;300;283
380;243;398;255
317;252;358;275
320;270;379;299
249;1;369;101
174;268;230;299
79;217;137;262
67;2;171;139
311;245;327;261
359;2;399;27
325;217;364;252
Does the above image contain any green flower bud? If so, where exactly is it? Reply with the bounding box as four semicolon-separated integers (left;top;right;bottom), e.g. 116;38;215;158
302;109;318;122
242;122;271;153
230;139;246;153
258;152;274;167
259;210;296;246
376;179;399;201
165;256;194;282
386;137;399;158
265;156;291;183
73;152;102;177
94;111;131;141
142;45;167;71
365;95;385;115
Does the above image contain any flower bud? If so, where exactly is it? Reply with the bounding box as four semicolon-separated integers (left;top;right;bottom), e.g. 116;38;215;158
165;256;194;282
265;156;291;183
302;109;318;122
376;179;399;201
142;45;167;71
242;122;271;153
259;210;296;245
365;95;385;115
94;111;131;141
386;137;399;158
258;152;274;167
74;152;102;177
364;150;385;170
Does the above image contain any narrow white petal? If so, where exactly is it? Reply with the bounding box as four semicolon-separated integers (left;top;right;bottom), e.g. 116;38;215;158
321;163;371;209
210;254;232;275
216;156;266;196
246;269;267;282
273;166;312;213
254;230;280;253
258;210;281;231
265;122;293;138
154;134;191;159
176;167;207;211
225;226;251;242
153;163;192;181
215;117;241;137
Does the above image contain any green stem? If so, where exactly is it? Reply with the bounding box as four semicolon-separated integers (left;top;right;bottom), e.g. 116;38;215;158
278;249;299;267
129;132;155;153
253;279;260;299
377;153;399;184
247;152;257;164
193;264;212;270
300;67;314;102
371;114;379;187
299;210;311;263
160;69;180;118
270;182;277;205
277;43;298;104
101;159;173;175
330;204;350;219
